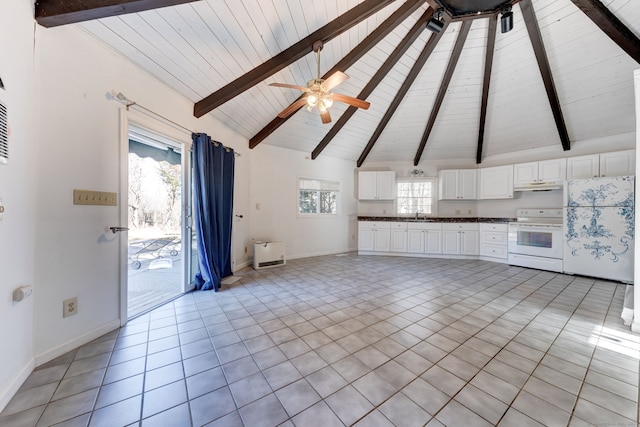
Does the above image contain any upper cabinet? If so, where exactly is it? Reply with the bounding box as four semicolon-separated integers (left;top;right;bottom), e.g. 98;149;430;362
438;169;477;200
566;150;635;179
358;171;395;200
479;165;514;199
513;158;566;186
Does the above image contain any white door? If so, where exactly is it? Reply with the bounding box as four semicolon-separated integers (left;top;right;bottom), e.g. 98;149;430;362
459;170;478;199
599;150;635;177
376;172;396;200
120;116;194;320
407;229;424;253
358;172;377;200
442;231;460;254
390;228;407;252
358;226;375;251
374;229;391;252
425;230;443;254
460;231;479;255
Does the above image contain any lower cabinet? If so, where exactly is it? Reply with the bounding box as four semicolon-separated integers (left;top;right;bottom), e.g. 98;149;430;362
359;221;506;260
442;223;479;255
358;222;390;252
390;222;408;252
407;223;443;254
479;223;508;261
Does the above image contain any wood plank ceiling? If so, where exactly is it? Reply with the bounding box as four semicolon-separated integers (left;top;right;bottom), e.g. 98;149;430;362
67;0;640;166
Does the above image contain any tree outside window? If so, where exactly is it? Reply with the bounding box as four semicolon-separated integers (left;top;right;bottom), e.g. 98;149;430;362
299;178;339;215
396;179;435;215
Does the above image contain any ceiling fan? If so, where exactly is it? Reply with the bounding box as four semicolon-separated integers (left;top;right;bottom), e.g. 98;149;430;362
269;41;371;124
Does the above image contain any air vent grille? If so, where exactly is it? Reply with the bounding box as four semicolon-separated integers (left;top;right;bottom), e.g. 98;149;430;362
0;99;7;164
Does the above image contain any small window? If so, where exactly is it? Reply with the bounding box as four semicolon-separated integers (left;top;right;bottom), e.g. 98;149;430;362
299;178;340;215
396;179;435;215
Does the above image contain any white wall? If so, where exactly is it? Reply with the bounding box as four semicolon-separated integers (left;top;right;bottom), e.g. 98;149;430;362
0;0;38;410
1;3;352;408
30;22;254;364
249;145;358;259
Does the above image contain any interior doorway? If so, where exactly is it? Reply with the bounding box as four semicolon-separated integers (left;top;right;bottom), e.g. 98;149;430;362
126;125;194;318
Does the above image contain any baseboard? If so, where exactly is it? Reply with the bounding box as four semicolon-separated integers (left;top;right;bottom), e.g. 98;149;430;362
34;319;121;367
0;357;35;413
286;248;355;261
232;260;251;272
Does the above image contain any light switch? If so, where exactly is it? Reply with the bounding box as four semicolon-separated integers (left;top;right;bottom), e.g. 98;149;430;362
73;190;117;206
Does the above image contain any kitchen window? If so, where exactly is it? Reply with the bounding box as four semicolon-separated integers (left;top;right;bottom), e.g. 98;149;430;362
298;178;340;215
396;178;435;215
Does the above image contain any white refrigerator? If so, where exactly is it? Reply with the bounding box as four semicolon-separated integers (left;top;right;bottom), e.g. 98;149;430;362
563;175;635;283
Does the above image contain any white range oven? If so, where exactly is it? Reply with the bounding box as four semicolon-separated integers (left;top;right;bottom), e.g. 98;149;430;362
508;209;563;273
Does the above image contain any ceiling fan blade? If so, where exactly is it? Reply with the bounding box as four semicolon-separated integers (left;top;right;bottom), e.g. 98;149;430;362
332;93;370;110
270;82;310;92
277;97;309;118
320;110;332;124
322;71;349;91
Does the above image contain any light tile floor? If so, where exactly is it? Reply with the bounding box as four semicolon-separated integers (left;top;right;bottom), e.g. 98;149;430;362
2;253;639;426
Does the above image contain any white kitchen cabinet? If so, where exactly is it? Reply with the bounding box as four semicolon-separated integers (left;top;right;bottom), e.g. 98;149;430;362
566;154;599;179
358;171;396;200
358;222;390;252
600;150;635;177
566;150;635;179
513;158;566;186
407;223;442;254
479;223;508;260
479;165;514;199
438;169;477;200
390;222;408;253
442;223;479;255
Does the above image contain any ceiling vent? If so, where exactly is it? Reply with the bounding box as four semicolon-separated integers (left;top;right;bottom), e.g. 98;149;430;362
0;78;7;164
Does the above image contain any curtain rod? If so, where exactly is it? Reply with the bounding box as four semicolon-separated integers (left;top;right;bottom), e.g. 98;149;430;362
111;91;241;156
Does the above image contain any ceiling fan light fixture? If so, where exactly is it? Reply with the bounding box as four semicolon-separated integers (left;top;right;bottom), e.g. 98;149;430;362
321;96;333;109
501;6;513;33
307;93;319;107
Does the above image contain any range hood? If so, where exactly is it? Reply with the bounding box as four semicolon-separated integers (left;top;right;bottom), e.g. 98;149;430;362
513;182;563;192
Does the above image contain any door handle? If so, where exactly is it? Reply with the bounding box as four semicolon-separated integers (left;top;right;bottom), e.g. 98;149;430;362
109;226;129;234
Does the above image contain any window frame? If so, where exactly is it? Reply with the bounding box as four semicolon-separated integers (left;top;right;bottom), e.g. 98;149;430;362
395;177;437;217
297;177;341;216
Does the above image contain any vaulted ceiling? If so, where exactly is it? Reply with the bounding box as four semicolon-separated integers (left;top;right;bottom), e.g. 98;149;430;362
38;0;640;166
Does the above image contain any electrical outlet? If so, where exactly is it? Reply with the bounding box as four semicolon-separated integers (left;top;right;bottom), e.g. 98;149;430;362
63;297;78;317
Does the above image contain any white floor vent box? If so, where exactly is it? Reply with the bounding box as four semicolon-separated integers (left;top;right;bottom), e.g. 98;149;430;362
253;241;286;269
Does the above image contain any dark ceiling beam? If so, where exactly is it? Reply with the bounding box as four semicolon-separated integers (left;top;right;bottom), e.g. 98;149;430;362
194;0;396;118
476;15;498;164
521;0;570;151
311;8;434;160
249;0;424;149
413;20;471;166
357;22;448;168
35;0;198;27
569;0;640;63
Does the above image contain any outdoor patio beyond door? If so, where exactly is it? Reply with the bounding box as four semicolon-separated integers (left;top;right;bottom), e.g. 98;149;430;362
127;130;188;318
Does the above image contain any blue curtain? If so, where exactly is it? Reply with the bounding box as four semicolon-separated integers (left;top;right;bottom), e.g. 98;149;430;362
192;133;235;291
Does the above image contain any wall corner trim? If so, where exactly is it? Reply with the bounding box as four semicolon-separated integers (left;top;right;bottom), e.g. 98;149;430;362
34;319;121;368
0;357;35;413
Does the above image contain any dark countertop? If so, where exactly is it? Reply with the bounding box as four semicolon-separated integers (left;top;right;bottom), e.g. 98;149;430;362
358;216;515;223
